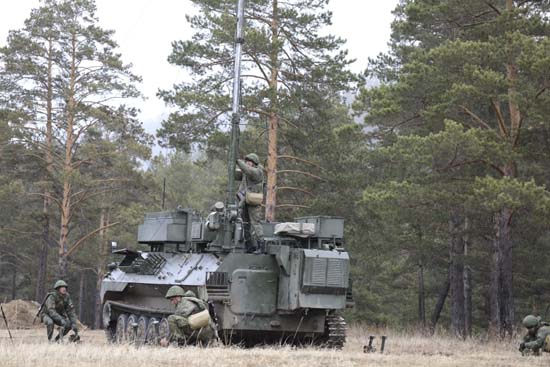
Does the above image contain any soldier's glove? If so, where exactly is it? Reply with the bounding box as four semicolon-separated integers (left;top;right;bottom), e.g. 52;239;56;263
519;342;526;352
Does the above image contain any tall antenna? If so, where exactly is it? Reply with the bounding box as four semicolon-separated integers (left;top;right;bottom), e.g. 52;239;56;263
226;0;245;208
162;177;166;210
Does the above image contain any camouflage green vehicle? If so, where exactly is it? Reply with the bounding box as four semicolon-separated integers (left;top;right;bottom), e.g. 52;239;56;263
100;0;353;348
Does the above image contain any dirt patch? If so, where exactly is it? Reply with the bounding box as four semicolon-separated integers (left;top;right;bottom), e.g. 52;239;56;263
0;299;86;330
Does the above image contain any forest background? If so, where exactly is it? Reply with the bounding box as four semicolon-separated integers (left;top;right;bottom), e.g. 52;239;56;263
0;0;549;339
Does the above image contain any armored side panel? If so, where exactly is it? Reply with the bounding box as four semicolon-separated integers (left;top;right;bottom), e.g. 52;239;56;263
230;269;278;315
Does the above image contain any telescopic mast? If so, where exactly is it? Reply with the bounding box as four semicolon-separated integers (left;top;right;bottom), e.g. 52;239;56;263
226;0;245;207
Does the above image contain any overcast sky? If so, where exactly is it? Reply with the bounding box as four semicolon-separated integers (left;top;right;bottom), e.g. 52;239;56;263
0;0;398;136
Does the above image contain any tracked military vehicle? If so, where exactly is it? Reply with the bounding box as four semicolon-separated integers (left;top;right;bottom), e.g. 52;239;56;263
100;0;353;348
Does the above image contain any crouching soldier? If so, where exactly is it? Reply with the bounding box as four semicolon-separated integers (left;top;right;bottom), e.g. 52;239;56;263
41;280;79;342
161;286;215;346
519;315;550;355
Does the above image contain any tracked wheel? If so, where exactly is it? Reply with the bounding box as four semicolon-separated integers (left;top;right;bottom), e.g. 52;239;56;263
146;317;159;345
317;312;347;349
127;314;139;344
115;314;128;344
136;315;149;346
159;317;171;342
102;303;116;343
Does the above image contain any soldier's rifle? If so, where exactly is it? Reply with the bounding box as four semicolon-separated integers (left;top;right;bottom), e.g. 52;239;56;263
0;304;13;343
33;293;52;324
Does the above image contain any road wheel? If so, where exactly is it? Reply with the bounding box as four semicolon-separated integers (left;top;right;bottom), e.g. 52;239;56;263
146;317;159;345
127;314;139;344
159;317;171;343
136;315;149;346
115;314;128;344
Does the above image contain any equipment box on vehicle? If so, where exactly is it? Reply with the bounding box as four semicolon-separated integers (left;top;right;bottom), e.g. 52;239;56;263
295;216;344;239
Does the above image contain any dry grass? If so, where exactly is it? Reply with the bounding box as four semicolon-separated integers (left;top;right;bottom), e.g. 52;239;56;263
0;326;548;367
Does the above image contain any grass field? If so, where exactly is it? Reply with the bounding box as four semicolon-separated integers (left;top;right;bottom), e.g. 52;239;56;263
0;326;547;367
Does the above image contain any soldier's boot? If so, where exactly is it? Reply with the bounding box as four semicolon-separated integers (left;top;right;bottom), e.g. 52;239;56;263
245;240;257;253
253;240;265;254
54;325;68;342
47;324;54;341
62;325;71;337
68;333;81;343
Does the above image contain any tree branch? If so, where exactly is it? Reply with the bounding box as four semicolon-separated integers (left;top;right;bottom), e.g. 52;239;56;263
490;99;509;138
276;169;325;181
278;155;321;168
276;204;311;209
435;159;506;176
66;222;120;258
276;186;315;196
485;1;502;15
458;105;491;130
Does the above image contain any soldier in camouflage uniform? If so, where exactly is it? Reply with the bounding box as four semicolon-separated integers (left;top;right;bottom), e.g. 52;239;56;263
163;286;215;346
236;153;264;253
519;315;550;355
40;280;79;342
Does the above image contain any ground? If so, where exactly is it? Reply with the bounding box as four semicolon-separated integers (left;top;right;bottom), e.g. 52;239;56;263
0;326;547;367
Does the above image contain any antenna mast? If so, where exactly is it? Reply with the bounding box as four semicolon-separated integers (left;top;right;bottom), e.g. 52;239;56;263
226;0;245;207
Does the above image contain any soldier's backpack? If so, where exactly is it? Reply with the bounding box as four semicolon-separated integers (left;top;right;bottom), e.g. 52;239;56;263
544;335;550;352
186;297;211;330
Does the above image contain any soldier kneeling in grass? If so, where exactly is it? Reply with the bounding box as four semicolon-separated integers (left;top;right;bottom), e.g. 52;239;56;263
40;280;79;342
160;286;215;347
519;315;550;356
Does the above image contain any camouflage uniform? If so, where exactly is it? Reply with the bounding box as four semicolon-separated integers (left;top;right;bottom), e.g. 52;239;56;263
520;315;550;355
41;281;78;341
168;290;215;345
236;154;264;252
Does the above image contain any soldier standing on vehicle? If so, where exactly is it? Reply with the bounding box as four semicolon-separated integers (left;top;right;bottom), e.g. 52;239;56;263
236;153;264;253
519;315;550;355
40;280;79;342
161;286;215;346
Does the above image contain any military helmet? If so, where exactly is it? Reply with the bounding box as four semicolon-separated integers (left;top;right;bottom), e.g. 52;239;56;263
165;285;185;299
245;153;260;165
184;290;197;298
523;315;540;328
54;280;68;289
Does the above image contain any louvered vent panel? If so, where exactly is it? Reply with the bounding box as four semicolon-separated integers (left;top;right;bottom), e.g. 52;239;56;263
327;259;345;287
311;258;327;285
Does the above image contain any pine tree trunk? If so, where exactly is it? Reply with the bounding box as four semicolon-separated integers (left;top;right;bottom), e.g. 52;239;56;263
464;264;472;337
488;0;520;339
57;31;77;279
430;272;450;335
463;218;472;337
36;37;55;302
95;208;109;329
266;112;278;222
79;272;85;321
489;229;501;338
491;207;514;338
10;260;17;301
418;263;426;330
37;198;50;301
450;213;466;339
265;0;279;222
